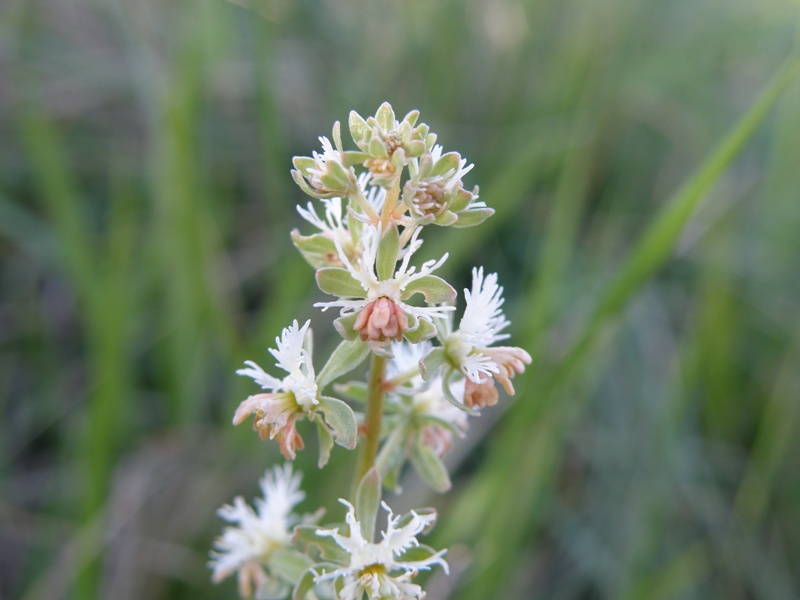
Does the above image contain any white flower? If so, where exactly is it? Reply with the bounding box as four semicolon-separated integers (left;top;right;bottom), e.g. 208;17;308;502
297;196;349;240
299;175;386;234
306;136;348;190
314;500;448;600
361;176;387;214
446;267;531;409
459;266;510;348
388;341;468;455
426;145;474;194
404;145;486;225
293;135;357;199
209;464;306;598
233;320;318;459
315;225;454;337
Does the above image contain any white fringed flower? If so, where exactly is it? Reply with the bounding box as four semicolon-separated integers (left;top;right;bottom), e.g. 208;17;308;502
298;174;386;236
315;224;454;346
233;320;318;459
297;196;349;241
209;464;306;598
314;499;448;600
388;341;468;456
408;145;474;203
446;267;531;409
292;134;358;199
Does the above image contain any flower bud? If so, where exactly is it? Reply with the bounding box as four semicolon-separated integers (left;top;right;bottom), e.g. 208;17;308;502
353;297;409;344
463;378;500;409
292;136;358;199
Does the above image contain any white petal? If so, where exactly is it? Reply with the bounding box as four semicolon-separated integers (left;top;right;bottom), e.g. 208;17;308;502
269;319;312;375
236;361;284;391
460;352;500;383
459;267;511;347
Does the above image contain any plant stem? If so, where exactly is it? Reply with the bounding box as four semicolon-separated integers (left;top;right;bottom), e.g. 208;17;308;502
353;352;387;492
381;178;401;226
384;365;421;390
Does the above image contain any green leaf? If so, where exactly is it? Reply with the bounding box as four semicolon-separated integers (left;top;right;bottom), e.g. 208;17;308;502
291;170;322;198
316;268;364;298
375;423;410;493
419;347;446;381
270;549;314;586
430;151;461;177
333;313;360;341
315;419;334;468
331;120;343;152
333;380;368;403
382;456;404;493
411;438;451;493
446;188;473;213
349;110;369;144
341;151;370;167
318;396;357;449
391;147;407;170
401;109;419;128
403;316;437;344
317;339;371;388
293;526;350;563
355;468;382;542
397;543;443;564
402;275;456;304
291;568;317;600
255;576;291;600
291;230;339;269
432;211;459;227
292;156;316;173
368;133;387;158
376;224;400;280
453;207;495;228
441;368;479;416
416;413;464;437
375;102;395;131
405;139;426;158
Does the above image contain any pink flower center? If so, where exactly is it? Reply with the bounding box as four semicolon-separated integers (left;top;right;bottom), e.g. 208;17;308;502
353;297;409;344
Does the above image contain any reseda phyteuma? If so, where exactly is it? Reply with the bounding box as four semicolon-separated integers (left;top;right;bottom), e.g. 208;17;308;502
211;102;530;600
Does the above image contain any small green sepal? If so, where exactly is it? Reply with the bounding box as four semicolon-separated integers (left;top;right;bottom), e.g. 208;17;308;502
453;207;495;228
355;468;382;542
316;268;364;298
333;313;360;341
411;438;451;493
404;316;437;344
376;224;400;280
315;419;334;468
318;396;358;450
419;347;446;381
401;274;456;304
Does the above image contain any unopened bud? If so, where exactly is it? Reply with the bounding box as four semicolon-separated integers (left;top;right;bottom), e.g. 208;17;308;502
464;378;499;409
353;297;409;344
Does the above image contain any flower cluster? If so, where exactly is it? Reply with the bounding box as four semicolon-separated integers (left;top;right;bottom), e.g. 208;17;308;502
209;464;313;599
313;498;448;600
211;103;530;599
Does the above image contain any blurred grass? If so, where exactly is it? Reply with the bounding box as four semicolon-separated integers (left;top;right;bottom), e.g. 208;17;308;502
2;0;800;599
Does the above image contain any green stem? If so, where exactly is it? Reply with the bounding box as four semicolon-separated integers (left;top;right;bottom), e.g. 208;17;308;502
350;185;380;221
384;365;421;390
353;353;387;492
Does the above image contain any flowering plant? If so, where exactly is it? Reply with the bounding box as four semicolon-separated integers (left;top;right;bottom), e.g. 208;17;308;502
210;103;530;599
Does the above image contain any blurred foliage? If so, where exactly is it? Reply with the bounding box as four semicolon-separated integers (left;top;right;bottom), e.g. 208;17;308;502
1;0;799;598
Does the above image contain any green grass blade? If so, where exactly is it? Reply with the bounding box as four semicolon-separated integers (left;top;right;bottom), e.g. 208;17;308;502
447;53;800;600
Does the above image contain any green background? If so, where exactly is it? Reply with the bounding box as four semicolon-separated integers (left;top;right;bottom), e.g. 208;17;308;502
2;0;799;598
